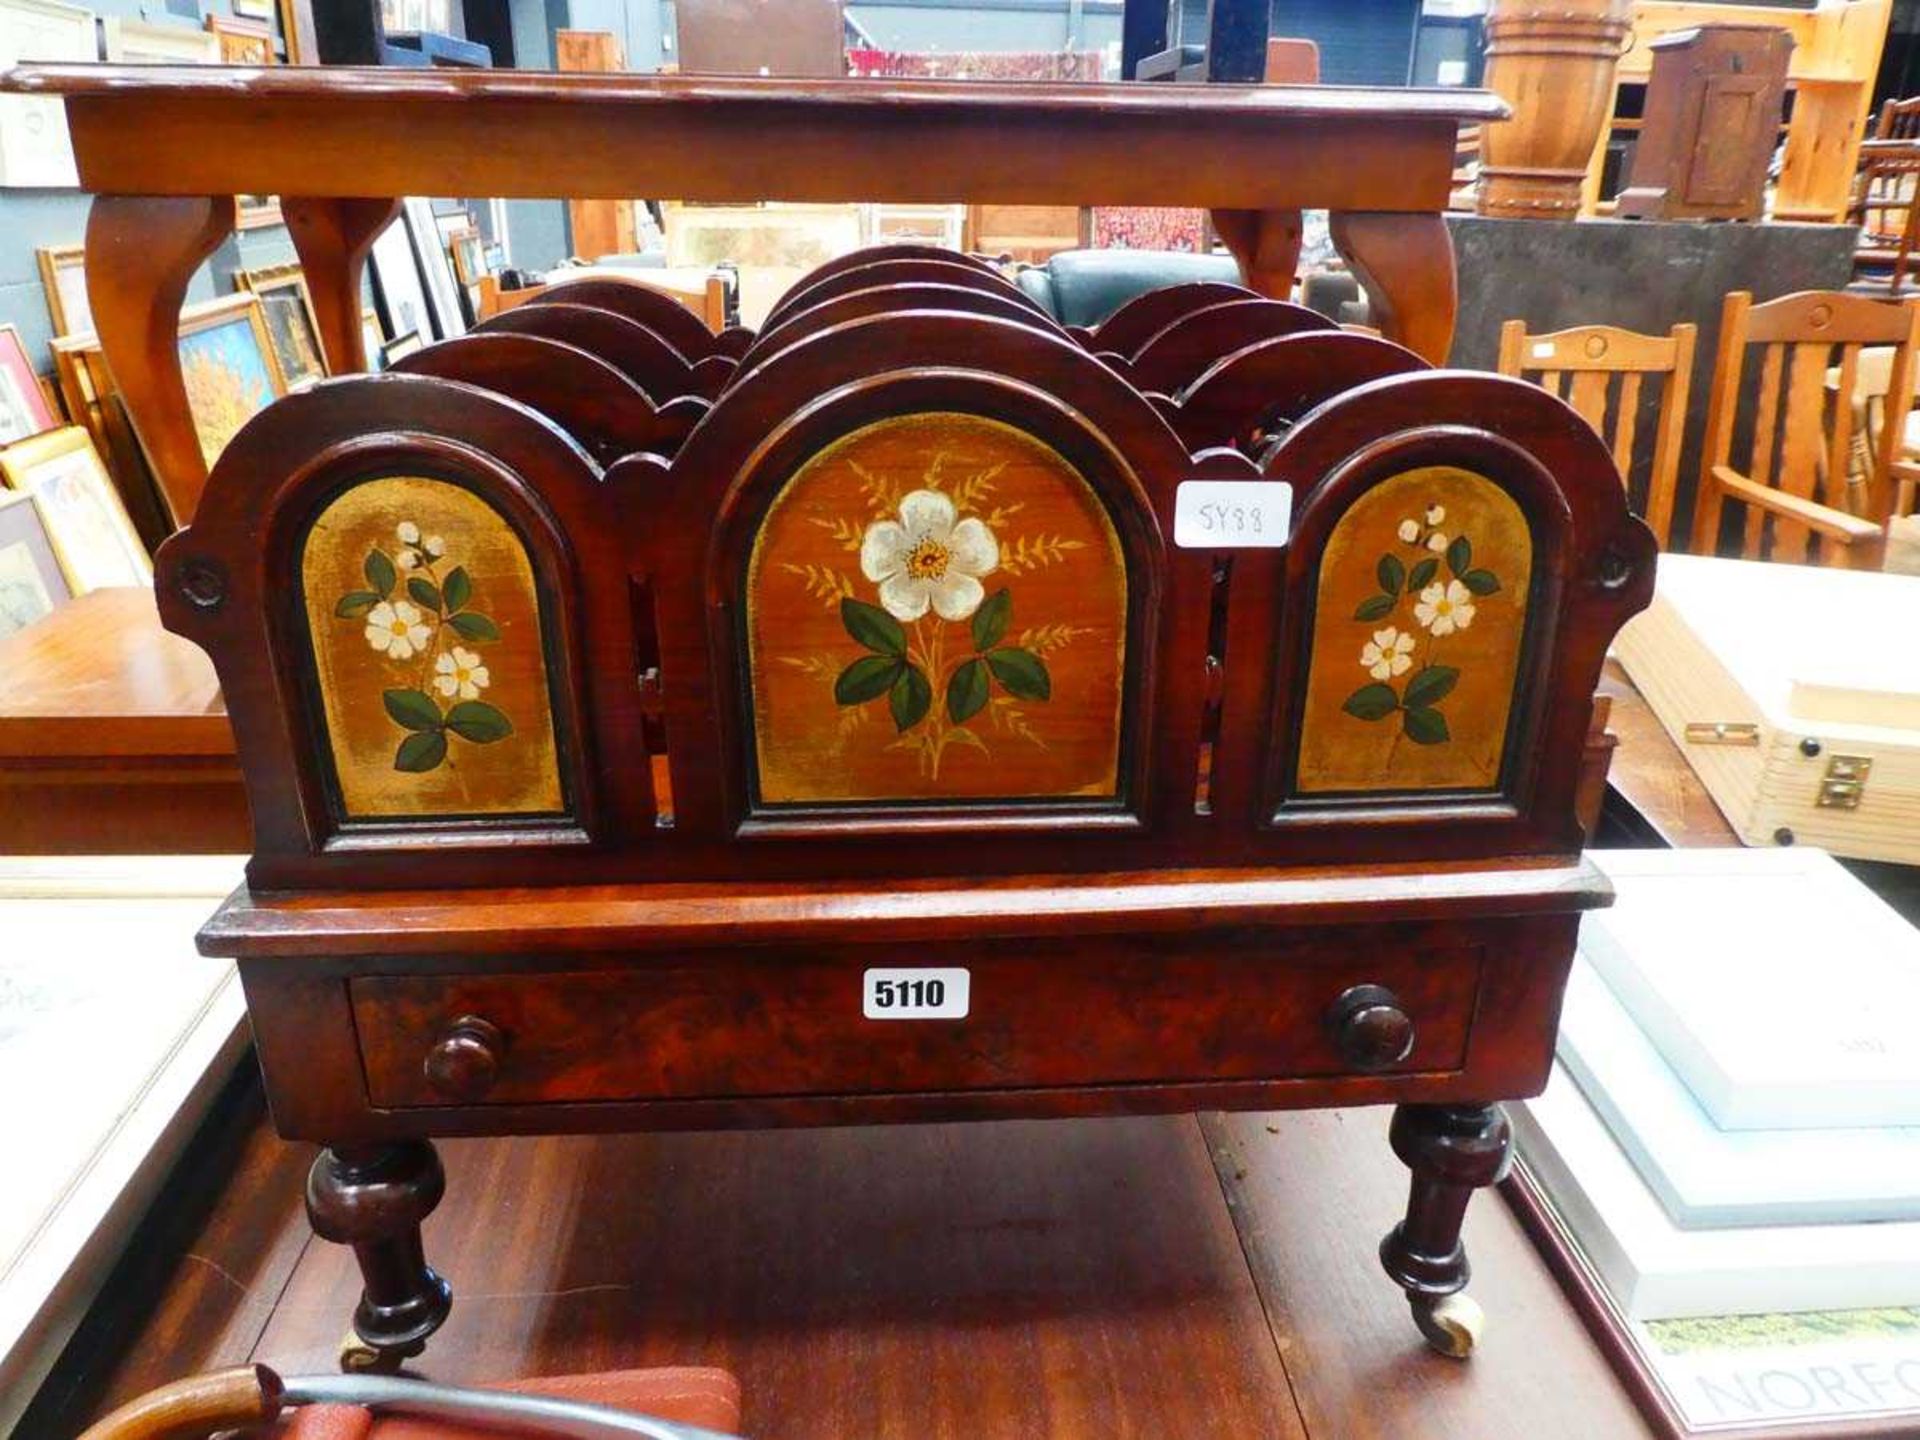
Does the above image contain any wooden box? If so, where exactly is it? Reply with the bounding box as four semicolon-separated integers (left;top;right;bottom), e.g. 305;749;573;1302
1614;552;1920;861
1615;24;1792;221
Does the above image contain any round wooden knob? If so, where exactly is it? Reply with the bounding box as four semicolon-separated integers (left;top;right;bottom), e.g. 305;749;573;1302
423;1015;505;1101
1325;985;1415;1071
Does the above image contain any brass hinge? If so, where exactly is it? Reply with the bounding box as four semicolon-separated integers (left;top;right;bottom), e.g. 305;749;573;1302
1817;753;1873;810
1683;721;1761;746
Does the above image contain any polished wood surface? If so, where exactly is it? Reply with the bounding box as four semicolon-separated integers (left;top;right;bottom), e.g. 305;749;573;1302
48;1099;1664;1439
8;66;1503;207
0;65;1500;517
0;588;245;854
29;665;1739;1433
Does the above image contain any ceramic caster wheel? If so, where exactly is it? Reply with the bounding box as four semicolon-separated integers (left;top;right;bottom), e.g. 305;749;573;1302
1412;1292;1484;1358
337;1326;416;1374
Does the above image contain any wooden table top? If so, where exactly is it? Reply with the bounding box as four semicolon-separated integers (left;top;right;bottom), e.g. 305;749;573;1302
0;65;1504;208
0;588;227;760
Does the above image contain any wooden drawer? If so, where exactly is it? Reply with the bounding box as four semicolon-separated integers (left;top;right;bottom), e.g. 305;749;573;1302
351;934;1482;1108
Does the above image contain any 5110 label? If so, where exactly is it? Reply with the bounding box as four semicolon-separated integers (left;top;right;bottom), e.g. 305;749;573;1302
863;967;971;1020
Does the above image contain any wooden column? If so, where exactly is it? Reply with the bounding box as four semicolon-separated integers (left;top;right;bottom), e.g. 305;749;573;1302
284;196;404;374
1329;210;1457;364
84;194;237;527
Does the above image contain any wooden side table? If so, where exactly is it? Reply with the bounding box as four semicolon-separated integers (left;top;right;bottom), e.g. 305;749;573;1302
0;65;1503;524
0;589;246;854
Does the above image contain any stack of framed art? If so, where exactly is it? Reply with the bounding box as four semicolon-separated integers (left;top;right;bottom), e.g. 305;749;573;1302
235;263;327;391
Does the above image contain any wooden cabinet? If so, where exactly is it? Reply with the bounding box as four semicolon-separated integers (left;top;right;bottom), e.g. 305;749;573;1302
1616;25;1792;221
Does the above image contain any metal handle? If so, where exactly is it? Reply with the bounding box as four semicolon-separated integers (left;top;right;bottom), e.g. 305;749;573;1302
423;1014;505;1101
1324;984;1415;1071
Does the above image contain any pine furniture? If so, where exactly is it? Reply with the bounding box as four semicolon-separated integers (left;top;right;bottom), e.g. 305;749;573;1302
1691;289;1920;566
1496;319;1697;549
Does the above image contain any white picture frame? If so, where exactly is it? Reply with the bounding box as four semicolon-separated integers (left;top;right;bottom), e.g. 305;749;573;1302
0;0;95;188
368;215;433;348
404;197;467;341
99;15;219;62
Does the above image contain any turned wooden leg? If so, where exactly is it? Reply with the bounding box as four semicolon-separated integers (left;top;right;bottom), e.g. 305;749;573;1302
1211;208;1305;303
1328;210;1457;365
283;196;403;375
306;1141;452;1370
85;194;238;526
1379;1101;1511;1358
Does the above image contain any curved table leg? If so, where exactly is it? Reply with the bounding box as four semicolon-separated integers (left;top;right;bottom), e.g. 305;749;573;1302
1329;210;1457;365
1211;208;1304;303
284;196;404;375
85;194;238;527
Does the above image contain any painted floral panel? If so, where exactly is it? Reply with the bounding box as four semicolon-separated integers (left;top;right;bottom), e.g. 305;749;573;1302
301;476;566;819
1295;465;1532;794
747;413;1127;805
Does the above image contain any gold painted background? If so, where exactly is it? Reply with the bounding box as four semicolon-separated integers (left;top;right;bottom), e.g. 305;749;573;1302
1295;466;1532;794
301;476;566;819
747;413;1128;804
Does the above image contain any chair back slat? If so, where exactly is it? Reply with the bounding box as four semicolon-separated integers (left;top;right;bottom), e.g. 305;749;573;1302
1696;290;1920;568
1612;370;1644;479
1495;318;1695;551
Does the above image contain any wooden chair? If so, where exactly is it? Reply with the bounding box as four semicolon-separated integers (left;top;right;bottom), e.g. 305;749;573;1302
1496;319;1697;548
1691;289;1920;568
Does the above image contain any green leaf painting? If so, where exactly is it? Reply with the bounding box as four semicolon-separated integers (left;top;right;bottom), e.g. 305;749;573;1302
338;520;513;774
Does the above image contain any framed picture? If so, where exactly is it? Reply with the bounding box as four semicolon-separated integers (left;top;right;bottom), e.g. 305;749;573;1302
176;293;286;469
405;197;467;341
0;488;72;638
236;262;326;390
380;330;423;367
447;226;487;288
230;0;271;18
204;12;271;63
0;323;56;445
0;0;94;188
35;242;88;338
361;306;386;371
237;194;283;230
100;15;220;61
369;215;433;345
0;426;151;594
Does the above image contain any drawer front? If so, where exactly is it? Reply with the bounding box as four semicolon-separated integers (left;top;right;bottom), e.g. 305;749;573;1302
352;936;1481;1108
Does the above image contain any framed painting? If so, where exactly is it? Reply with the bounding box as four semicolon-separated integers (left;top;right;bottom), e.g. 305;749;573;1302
0;426;151;594
0;0;93;188
34;242;88;338
370;217;433;346
362;306;386;372
405;197;467;341
236;263;327;390
381;330;424;367
204;12;271;63
448;226;486;287
0;324;56;445
237;195;283;230
176;294;287;470
100;15;220;61
0;489;71;638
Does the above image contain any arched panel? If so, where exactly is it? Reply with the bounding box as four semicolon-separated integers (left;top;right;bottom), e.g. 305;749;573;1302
299;474;568;820
1293;465;1533;795
743;412;1129;806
